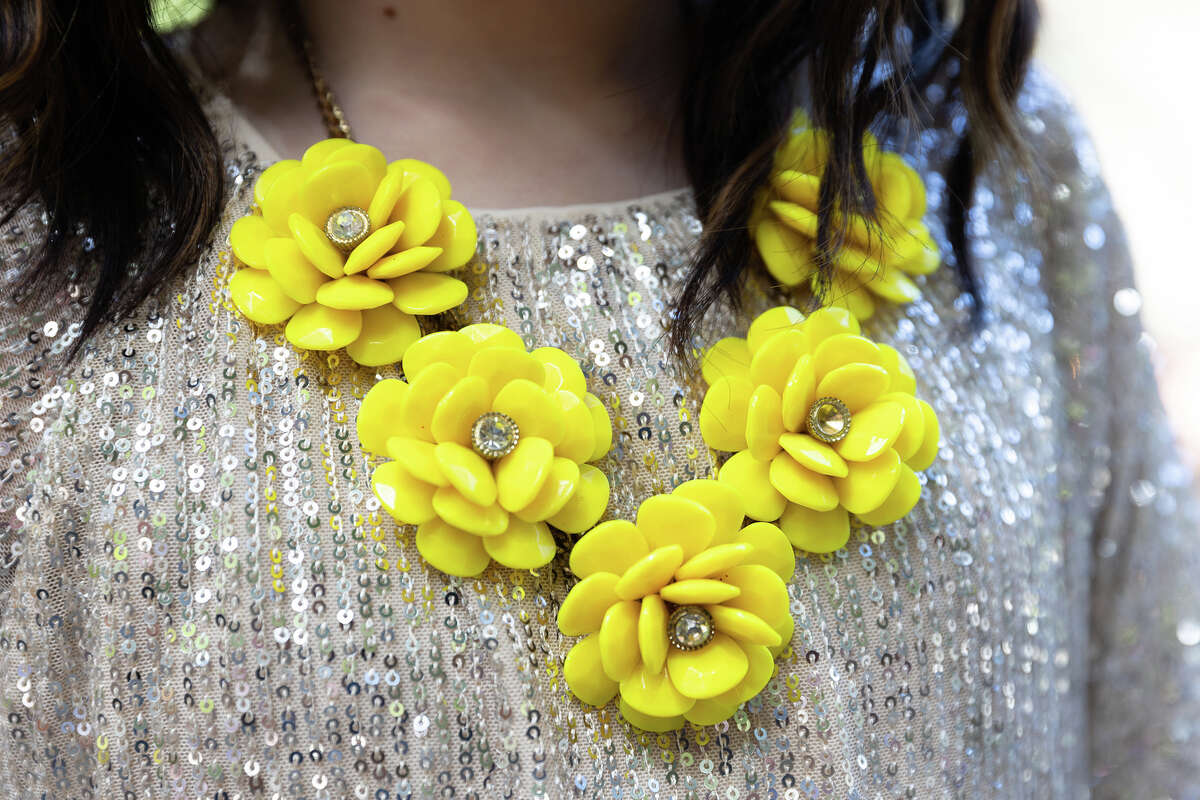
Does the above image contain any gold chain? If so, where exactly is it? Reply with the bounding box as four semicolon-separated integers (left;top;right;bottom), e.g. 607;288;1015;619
282;0;353;140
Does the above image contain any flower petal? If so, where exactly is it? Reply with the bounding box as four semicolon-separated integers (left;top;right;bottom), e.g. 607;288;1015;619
568;519;648;578
265;237;328;304
671;480;745;546
778;432;848;477
390;273;469;315
357;379;409;454
780;354;817;432
880;392;924;462
811;333;882;376
394;158;452;200
675;543;750;580
707;605;781;647
770;169;820;209
779;504;850;553
769;453;838;511
619;665;696;717
638;594;669;674
666;633;748;700
514;457;579;523
367;168;405;230
386;436;448;487
855;464;921;527
400;330;473;380
468;347;545;397
554;391;597;463
284;304;361;351
300;138;352;170
558;572;621;636
491;380;565;446
702;337;752;386
745;385;784;461
253;158;301;217
482;518;557;570
345;305;421;367
229;215;273;269
599;600;642;681
535;346;587;396
734;521;795;582
390;174;443;249
460;323;524;350
415;518;491;577
718;450;787;522
800;306;860;348
615;545;684;600
315;275;394;310
731;643;776;704
297;159;375;228
833;448;902;515
835;400;904;461
430;375;490;446
754;217;814;286
366;246;443;279
229;269;301;325
496;436;554;512
372;461;437;525
344;220;407;275
618;698;685;732
905;399;940;471
861;264;920;303
400;362;461;442
699;376;753;452
636;494;714;561
322;142;387;187
585;394;613;461
816;362;891;413
877;344;917;395
425;200;478;272
431;486;508;536
660;579;740;605
260;161;305;233
563;634;619;708
546;463;609;533
749;328;808;394
433;442;497;507
721;564;790;632
769;200;818;238
287;213;345;278
746;306;805;355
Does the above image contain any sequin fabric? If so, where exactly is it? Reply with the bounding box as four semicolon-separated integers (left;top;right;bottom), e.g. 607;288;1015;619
0;70;1196;800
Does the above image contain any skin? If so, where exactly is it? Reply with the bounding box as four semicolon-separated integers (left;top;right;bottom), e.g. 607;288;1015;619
196;0;689;210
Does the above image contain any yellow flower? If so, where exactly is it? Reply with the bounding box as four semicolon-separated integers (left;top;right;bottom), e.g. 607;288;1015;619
699;306;939;553
558;480;793;731
356;323;613;576
228;139;477;366
751;111;940;320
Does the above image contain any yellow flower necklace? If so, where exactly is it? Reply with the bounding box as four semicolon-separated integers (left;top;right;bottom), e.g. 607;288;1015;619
224;21;943;730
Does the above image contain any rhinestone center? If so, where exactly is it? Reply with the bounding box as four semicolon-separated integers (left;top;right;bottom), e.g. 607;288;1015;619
667;606;714;651
470;412;520;460
324;206;371;251
807;396;851;443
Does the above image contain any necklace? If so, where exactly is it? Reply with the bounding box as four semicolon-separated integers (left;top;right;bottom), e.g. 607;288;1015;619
281;0;353;140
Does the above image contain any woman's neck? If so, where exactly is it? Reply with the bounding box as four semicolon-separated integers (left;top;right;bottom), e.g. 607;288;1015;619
198;0;689;209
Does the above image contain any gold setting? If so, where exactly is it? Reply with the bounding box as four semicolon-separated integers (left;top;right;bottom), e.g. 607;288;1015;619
807;396;852;444
324;206;371;251
667;606;715;651
470;412;520;460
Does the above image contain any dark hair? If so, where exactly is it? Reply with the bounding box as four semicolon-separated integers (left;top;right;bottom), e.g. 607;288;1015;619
0;1;1038;359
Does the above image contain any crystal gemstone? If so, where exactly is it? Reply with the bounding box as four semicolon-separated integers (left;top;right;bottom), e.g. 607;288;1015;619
807;396;852;444
668;606;715;651
324;206;371;251
470;412;520;460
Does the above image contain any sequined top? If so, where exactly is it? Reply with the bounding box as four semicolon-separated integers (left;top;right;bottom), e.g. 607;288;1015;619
0;68;1196;800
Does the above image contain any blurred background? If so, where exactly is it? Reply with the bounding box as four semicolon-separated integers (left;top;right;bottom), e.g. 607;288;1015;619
1039;1;1200;488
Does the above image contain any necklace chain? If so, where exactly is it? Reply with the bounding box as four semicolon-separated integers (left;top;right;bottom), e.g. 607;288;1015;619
283;0;353;140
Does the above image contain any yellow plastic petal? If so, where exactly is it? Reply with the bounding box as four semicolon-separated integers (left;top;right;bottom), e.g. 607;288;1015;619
745;385;784;462
585;394;613;461
401;330;473;380
699;376;753;452
568;519;648;578
260;161;304;233
861;264;921;303
433;442;497;507
735;521;795;582
546;464;609;533
429;375;490;447
496;436;554;512
400;362;460;442
253;158;300;216
811;333;883;377
619;665;695;717
746;306;805;355
431;486;508;537
749;329;808;393
461;323;525;350
229;215;273;269
702;337;752;386
482;518;557;569
707;605;781;647
535;346;587;396
514;457;579;522
264;237;328;304
424;200;478;272
754;217;813;286
769;200;818;238
833;449;902;515
636;494;714;561
467;347;545;396
816;362;891;413
771;169;821;208
366;168;405;230
564;634;619;708
675;543;750;580
638;594;669;674
877;344;918;395
386;436;448;487
684;698;741;727
906;399;940;471
779;504;850;553
297;159;374;226
554;392;597;464
357;379;409;454
659;579;740;605
824;269;877;321
284;304;361;351
557;572;621;636
344;304;420;367
344;220;407;275
615;545;684;600
718;450;787;522
390;273;469;315
800;306;860;347
390;175;443;249
372;461;436;525
855;464;921;527
769;453;838;511
835;400;904;462
780;354;817;432
229;269;301;325
287;213;345;278
300;138;352;170
394;158;452;200
315;275;394;310
598;600;642;681
415;518;491;577
491;380;565;446
731;643;776;704
721;564;790;632
618;698;685;732
778;432;848;477
322;142;386;187
666;633;748;700
365;246;443;279
671;480;745;546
